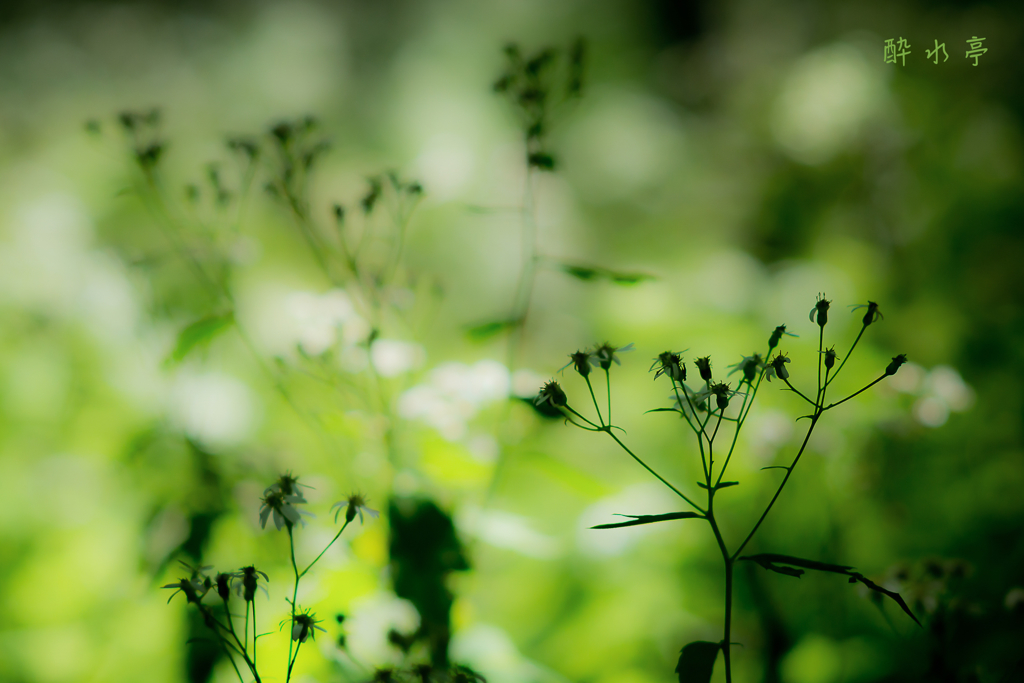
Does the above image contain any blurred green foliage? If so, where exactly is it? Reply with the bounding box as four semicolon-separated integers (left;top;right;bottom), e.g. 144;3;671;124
1;1;1023;682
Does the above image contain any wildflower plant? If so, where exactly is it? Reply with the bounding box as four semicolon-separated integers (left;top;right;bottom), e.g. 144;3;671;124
92;109;484;680
157;473;371;683
543;296;918;683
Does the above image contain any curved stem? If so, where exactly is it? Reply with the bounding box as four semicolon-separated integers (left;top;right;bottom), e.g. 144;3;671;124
732;412;820;560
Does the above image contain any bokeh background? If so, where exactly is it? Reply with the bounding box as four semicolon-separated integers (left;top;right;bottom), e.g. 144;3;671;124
1;0;1022;682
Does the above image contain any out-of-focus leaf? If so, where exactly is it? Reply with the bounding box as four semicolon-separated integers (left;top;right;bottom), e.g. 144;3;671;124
527;152;555;170
675;641;720;683
168;312;234;364
465;319;521;341
592;511;703;529
557;261;653;286
563;265;599;280
645;407;683;415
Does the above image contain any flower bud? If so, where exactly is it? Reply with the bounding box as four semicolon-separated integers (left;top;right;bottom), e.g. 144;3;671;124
695;356;713;382
768;324;798;351
824;347;837;370
885;354;908;376
216;573;231;601
809;294;831;327
535;380;568;408
569;350;592;377
711;382;731;410
768;353;791;381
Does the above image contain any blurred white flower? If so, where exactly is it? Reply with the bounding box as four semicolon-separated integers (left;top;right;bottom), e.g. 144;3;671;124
398;360;510;440
370;339;426;377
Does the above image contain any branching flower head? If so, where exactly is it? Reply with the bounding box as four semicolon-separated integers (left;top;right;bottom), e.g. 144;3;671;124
850;301;884;327
768;324;798;351
162;573;209;605
268;471;312;504
592;342;634;370
809;293;832;327
560;349;593;378
332;493;380;525
259;487;312;531
766;353;792;382
728;353;764;384
283;607;327;643
534;380;568;408
651;350;687;382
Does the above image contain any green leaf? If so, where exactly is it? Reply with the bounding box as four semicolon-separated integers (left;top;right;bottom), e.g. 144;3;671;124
739;554;921;626
465;319;521;341
697;481;739;491
563;265;599;281
852;574;922;627
645;407;683;415
557;261;653;286
592;511;703;529
740;553;853;574
675;641;720;683
168;312;234;364
608;271;652;285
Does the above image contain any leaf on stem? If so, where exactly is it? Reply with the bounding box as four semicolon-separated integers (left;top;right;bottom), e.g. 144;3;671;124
168;312;235;364
851;574;922;626
675;641;720;683
465;318;521;341
697;481;739;491
591;511;703;529
740;553;920;625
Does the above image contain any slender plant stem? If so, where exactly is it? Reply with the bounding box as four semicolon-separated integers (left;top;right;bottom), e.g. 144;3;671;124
826;324;867;387
287;526;300;683
584;376;605;426
606;431;705;514
563;405;602;430
301;519;351;577
732;412;820;560
605;368;612;427
824;375;887;410
781;377;816;406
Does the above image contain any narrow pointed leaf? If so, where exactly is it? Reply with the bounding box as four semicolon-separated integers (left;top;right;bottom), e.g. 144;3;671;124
675;641;720;683
562;265;599;281
717;481;739;490
852;574;921;626
466;319;521;341
645;407;683;415
740;553;853;574
591;511;703;529
169;312;234;364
